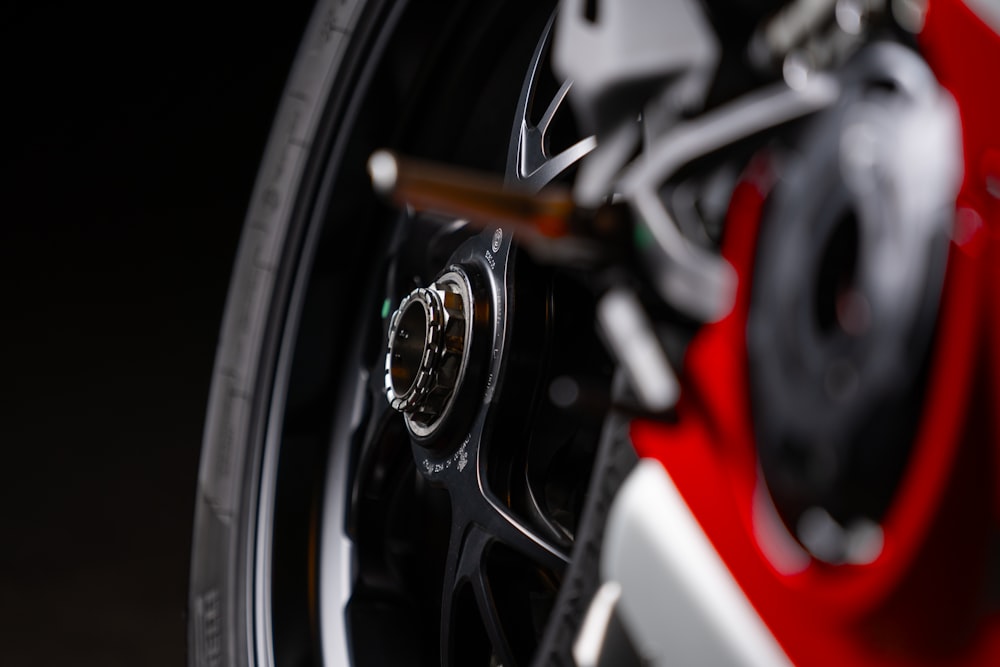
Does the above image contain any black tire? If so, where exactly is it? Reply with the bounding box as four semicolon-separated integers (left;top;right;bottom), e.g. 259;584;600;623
188;2;379;664
188;2;630;665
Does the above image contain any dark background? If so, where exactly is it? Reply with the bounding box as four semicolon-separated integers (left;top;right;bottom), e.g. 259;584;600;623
2;2;313;664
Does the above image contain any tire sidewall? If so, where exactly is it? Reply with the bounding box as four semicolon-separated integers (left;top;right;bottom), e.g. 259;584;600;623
188;2;377;665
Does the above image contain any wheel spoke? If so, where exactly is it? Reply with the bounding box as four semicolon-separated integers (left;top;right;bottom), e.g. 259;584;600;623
439;528;464;667
482;497;570;575
442;524;520;666
522;462;574;543
507;13;595;191
523;136;597;191
536;79;572;138
469;562;518;667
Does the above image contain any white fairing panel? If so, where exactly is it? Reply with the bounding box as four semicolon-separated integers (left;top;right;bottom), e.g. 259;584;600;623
602;460;792;667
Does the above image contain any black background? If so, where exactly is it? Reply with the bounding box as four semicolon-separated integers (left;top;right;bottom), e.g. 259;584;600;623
2;2;313;664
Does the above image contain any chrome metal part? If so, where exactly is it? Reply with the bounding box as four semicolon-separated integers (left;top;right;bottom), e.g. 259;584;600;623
620;75;840;322
385;269;474;438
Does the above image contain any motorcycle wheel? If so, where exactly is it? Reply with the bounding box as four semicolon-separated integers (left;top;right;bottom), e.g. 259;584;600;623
188;1;633;665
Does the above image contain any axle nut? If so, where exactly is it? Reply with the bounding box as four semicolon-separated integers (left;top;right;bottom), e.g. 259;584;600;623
385;270;472;437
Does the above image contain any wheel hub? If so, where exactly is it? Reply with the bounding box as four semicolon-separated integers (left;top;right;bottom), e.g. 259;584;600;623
385;268;478;440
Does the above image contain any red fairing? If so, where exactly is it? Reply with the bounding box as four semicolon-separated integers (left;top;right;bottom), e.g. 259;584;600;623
630;1;1000;663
